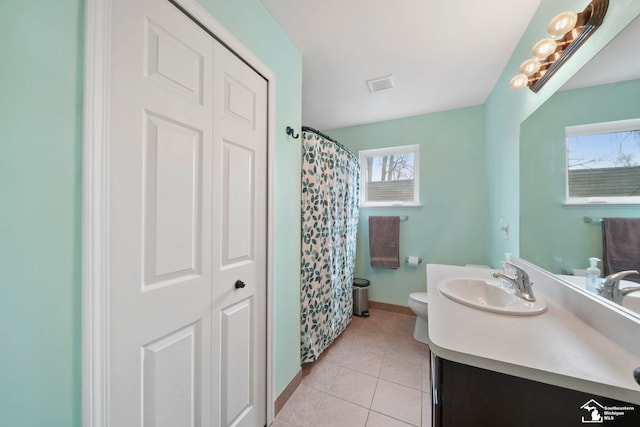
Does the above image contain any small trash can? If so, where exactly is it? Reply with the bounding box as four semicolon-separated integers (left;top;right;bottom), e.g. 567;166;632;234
353;278;370;317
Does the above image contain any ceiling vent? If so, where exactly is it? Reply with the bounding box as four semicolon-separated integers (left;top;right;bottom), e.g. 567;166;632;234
366;74;394;93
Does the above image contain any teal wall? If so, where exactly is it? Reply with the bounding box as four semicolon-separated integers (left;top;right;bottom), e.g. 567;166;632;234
0;1;301;426
326;0;640;306
520;79;640;274
0;1;84;426
3;0;640;425
484;0;640;268
327;106;486;305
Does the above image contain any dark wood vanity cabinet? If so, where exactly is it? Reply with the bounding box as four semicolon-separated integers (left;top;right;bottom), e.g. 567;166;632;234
430;352;640;427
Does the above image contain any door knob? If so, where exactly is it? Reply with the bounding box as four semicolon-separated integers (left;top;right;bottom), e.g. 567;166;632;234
234;280;246;289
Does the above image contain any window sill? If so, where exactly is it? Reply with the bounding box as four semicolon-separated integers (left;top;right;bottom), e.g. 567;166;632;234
563;200;640;208
360;202;422;208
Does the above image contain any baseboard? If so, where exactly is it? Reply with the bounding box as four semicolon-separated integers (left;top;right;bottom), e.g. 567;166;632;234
274;368;302;416
369;300;415;316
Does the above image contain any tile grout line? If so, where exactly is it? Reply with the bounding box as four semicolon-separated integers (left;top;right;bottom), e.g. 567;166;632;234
278;309;429;426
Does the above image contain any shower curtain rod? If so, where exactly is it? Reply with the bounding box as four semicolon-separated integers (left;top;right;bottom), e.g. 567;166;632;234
301;126;358;162
301;126;338;143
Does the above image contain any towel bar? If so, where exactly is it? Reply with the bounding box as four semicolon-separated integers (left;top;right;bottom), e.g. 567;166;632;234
583;216;603;224
367;216;408;222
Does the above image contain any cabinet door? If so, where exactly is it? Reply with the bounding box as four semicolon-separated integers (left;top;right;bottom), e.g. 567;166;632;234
431;354;640;427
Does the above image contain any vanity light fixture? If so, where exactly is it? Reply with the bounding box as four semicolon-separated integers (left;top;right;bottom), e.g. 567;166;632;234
509;0;608;92
548;11;579;37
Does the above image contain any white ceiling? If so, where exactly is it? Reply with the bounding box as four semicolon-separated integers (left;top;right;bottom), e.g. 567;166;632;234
262;0;542;130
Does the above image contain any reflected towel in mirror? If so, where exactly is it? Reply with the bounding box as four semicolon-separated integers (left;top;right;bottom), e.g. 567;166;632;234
602;218;640;283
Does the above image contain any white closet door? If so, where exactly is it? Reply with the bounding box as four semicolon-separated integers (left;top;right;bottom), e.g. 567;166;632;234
108;0;268;424
109;0;215;424
211;41;268;427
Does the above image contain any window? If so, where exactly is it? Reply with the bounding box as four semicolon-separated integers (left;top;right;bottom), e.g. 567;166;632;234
359;144;420;207
565;118;640;204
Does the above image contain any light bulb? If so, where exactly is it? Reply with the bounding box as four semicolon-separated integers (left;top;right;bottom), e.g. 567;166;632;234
547;11;578;37
509;74;529;90
519;59;541;76
532;38;558;60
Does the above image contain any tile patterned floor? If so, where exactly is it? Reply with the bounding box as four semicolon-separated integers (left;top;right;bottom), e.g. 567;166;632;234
272;309;431;427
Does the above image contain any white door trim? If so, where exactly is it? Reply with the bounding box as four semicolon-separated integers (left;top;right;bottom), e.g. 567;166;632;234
82;0;277;425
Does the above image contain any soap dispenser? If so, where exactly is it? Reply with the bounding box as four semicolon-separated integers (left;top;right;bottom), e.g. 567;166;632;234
586;257;601;293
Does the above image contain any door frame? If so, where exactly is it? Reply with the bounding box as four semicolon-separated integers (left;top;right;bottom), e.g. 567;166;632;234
81;0;277;425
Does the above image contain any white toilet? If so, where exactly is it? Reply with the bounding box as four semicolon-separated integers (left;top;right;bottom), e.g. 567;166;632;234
408;292;429;344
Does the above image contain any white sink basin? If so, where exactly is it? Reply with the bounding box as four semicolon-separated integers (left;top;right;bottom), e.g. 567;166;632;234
439;277;547;316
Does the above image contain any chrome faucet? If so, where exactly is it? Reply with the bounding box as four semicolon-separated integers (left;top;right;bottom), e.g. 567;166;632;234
598;270;640;304
492;262;536;302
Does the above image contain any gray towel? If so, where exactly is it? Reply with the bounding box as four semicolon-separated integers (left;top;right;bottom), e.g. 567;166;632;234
602;218;640;284
368;216;400;269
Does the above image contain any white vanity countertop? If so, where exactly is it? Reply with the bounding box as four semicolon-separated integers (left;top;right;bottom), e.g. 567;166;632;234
427;263;640;405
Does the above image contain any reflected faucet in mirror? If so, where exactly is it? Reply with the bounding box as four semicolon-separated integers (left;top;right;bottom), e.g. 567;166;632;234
599;270;640;304
519;12;640;319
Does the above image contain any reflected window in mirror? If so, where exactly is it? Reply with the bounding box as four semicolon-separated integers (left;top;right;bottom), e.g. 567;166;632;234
566;118;640;205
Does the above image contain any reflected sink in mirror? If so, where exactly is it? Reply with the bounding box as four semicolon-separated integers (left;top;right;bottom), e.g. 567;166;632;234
556;275;640;315
519;14;640;321
622;290;640;315
438;277;547;316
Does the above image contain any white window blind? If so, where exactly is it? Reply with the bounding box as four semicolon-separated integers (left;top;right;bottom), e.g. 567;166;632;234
359;145;420;207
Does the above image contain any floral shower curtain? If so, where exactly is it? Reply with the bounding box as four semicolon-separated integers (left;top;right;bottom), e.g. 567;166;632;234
300;127;360;363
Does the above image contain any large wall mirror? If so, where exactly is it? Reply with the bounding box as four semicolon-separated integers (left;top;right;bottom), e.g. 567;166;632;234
520;14;640;316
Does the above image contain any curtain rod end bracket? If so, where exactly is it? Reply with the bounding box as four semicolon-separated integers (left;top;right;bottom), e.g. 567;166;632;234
286;126;300;139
